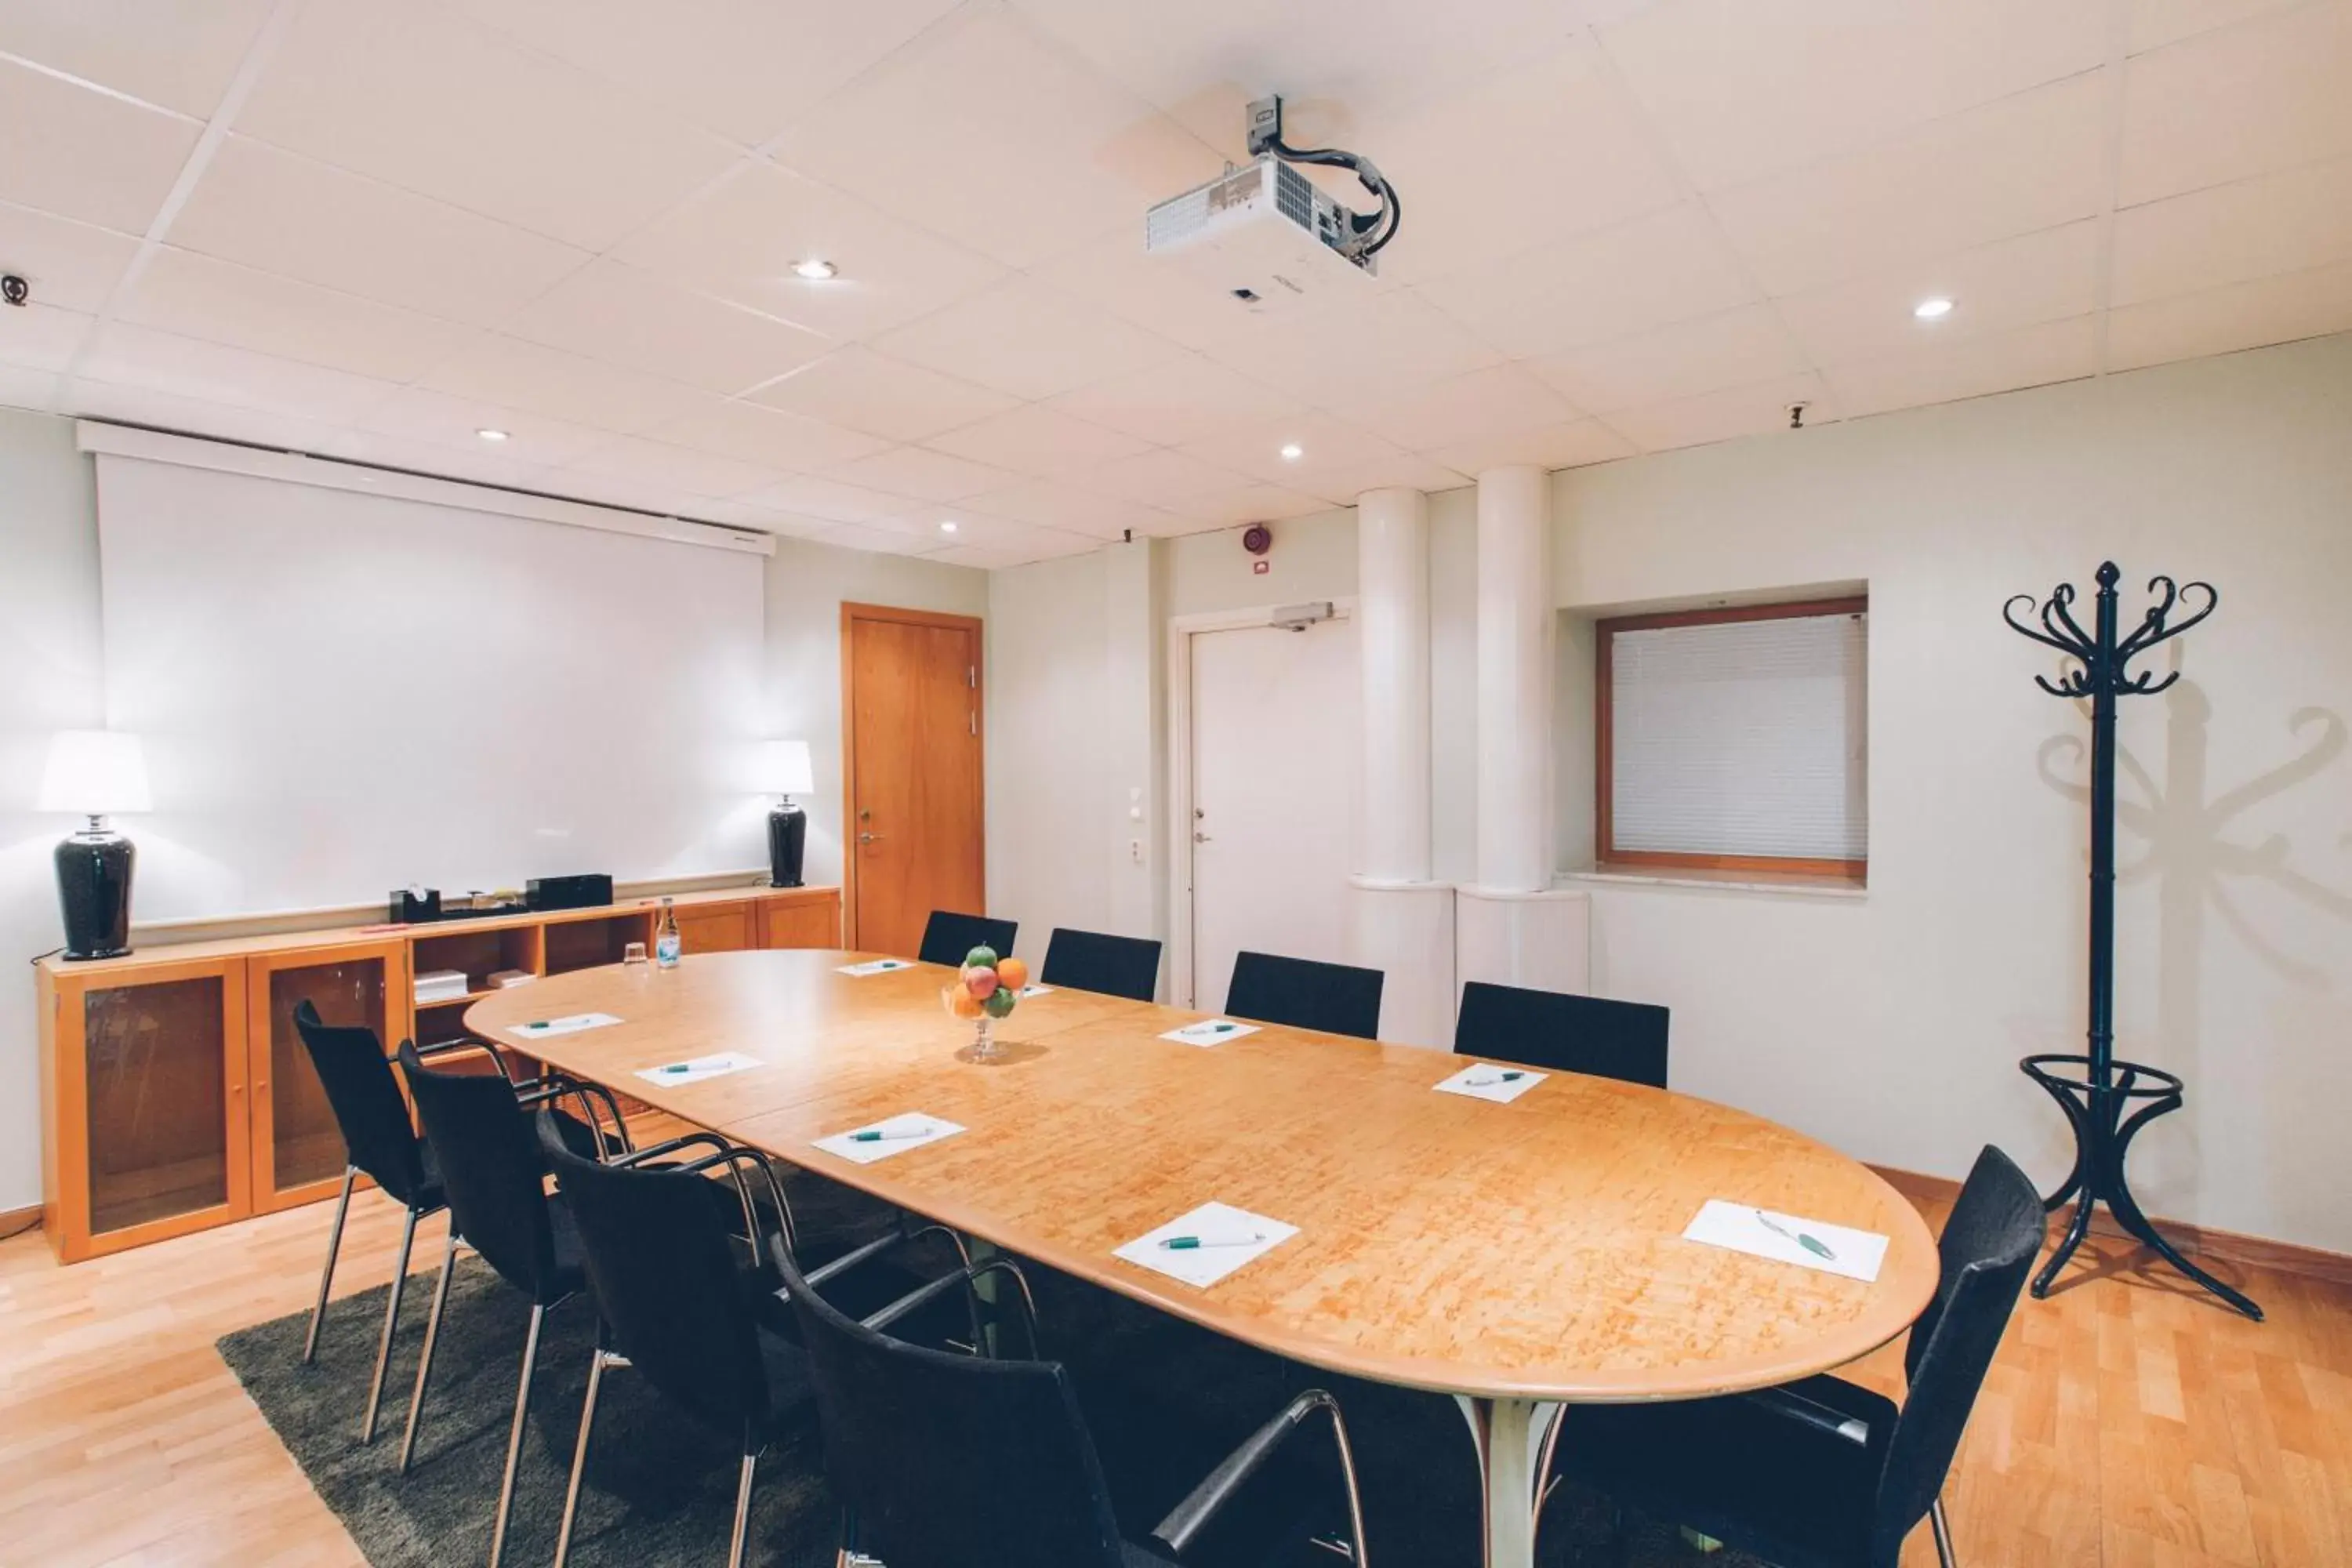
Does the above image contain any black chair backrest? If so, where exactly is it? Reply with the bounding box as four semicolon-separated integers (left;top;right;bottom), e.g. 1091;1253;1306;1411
1225;950;1385;1040
1039;927;1162;1002
397;1044;562;1302
1452;982;1670;1088
917;910;1019;968
773;1239;1129;1568
292;1000;430;1204
538;1118;771;1434
1869;1145;2042;1558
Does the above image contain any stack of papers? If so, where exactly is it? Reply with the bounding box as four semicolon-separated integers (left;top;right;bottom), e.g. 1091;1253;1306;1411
1160;1018;1259;1047
506;1012;622;1040
634;1051;761;1087
1115;1201;1298;1288
414;969;470;1004
1433;1062;1548;1104
813;1112;965;1165
1682;1200;1889;1283
837;957;912;977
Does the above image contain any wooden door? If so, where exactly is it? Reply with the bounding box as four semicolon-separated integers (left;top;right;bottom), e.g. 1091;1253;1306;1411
844;604;985;956
246;938;405;1213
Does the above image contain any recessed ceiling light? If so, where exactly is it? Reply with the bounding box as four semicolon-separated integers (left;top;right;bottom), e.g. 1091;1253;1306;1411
476;427;509;441
1279;442;1304;461
1913;297;1955;321
938;520;959;533
793;259;838;281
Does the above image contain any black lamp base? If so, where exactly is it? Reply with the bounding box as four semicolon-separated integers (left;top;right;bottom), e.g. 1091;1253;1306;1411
768;800;807;888
56;825;135;961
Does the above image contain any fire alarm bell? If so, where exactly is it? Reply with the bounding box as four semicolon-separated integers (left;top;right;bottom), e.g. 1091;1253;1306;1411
1242;522;1272;555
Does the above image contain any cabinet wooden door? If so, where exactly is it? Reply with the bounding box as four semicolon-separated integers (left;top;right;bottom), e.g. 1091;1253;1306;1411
759;894;841;949
673;902;751;954
47;956;251;1261
247;939;405;1213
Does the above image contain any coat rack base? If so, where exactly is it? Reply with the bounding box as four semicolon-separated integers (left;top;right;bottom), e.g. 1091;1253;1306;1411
2020;1053;2263;1321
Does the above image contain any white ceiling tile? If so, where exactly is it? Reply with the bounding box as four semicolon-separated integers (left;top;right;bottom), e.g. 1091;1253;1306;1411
1029;227;1310;354
1176;410;1439;500
1529;303;1809;415
0;55;201;234
354;386;616;466
1822;314;2100;419
923;404;1151;477
236;0;741;252
1772;221;2103;367
695;501;838;541
874;276;1184;401
612;160;1007;341
1417;204;1759;359
117;246;480;383
1337;362;1581;450
74;319;401;425
1073;445;1260;504
1601;0;2108;191
1425;418;1637;476
2120;1;2352;206
314;427;561;490
421;335;709;433
2112;155;2352;306
736;474;923;527
824;444;1018;503
1303;451;1472;500
927;506;1099;556
0;362;60;412
1603;372;1835;455
1047;352;1305;446
2104;256;2352;370
0;301;95;373
557;435;789;499
0;201;143;313
65;367;366;448
746;346;1018;441
0;1;277;118
2129;0;2308;54
811;521;949;557
644;398;890;474
963;477;1180;539
1707;72;2112;299
1206;290;1504;408
451;0;964;147
167;136;593;328
1168;484;1334;528
503;259;830;396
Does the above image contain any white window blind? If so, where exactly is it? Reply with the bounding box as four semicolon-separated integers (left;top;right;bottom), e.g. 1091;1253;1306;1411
1606;610;1867;863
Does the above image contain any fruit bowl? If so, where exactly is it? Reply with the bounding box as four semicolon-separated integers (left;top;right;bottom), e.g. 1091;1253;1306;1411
942;946;1029;1064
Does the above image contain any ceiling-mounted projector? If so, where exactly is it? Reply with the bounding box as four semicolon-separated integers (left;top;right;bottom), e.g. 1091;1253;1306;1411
1144;95;1401;314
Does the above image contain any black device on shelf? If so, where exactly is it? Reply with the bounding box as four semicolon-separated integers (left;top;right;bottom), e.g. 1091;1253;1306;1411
388;887;535;924
525;873;614;912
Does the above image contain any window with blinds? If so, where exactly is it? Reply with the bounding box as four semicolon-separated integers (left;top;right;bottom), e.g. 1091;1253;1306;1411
1598;600;1867;877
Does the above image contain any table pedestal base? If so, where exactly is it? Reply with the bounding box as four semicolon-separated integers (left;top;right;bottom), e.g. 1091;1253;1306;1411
1457;1395;1563;1568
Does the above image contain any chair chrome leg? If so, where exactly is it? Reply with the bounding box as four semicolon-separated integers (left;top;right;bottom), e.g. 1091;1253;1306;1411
359;1203;420;1443
728;1440;757;1568
301;1167;356;1365
398;1229;459;1475
1930;1495;1958;1568
488;1302;547;1568
553;1348;612;1568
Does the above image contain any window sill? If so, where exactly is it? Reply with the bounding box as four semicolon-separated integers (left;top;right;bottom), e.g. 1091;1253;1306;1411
1558;864;1869;900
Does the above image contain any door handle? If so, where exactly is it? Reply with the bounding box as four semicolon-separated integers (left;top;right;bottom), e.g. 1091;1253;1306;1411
858;832;884;844
1192;831;1211;843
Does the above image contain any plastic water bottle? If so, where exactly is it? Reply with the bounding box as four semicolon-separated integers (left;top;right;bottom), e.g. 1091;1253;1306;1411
655;898;682;968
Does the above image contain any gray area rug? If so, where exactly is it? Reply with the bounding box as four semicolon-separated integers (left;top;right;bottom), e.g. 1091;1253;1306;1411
219;1257;1763;1566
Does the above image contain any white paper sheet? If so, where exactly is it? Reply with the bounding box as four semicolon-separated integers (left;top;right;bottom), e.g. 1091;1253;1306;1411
811;1112;966;1165
1682;1199;1889;1283
507;1012;622;1040
837;957;913;976
1160;1018;1260;1047
1114;1201;1298;1289
1017;983;1054;997
1433;1062;1548;1104
634;1051;762;1087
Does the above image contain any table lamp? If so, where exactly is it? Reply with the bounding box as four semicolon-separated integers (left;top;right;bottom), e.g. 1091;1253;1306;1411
39;729;151;960
761;739;815;887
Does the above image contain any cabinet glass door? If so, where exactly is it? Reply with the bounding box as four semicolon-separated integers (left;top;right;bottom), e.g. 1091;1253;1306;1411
250;943;399;1211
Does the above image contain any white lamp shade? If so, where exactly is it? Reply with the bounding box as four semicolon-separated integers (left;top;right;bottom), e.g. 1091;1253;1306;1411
39;730;152;815
760;739;815;797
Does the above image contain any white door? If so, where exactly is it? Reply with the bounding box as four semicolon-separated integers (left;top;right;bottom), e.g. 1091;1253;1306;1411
1187;616;1359;1010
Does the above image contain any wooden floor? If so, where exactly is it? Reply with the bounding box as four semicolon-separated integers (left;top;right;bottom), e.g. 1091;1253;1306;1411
0;1188;2344;1567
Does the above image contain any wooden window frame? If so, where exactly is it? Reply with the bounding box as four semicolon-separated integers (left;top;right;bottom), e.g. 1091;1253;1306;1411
1595;596;1869;881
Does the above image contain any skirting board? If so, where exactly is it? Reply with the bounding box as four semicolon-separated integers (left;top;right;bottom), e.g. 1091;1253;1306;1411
1870;1164;2352;1291
0;1204;42;1240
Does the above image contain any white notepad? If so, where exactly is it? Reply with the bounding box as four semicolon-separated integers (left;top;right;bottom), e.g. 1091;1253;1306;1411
507;1012;622;1040
811;1112;965;1165
1114;1201;1298;1289
1160;1018;1259;1047
1683;1199;1889;1283
1433;1062;1548;1104
837;957;913;976
634;1051;761;1087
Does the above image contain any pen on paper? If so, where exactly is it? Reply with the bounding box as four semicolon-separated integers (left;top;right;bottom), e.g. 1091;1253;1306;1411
1755;1208;1836;1261
1159;1232;1266;1250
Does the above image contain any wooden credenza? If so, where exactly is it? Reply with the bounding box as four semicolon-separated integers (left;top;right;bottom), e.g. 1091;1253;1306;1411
34;884;840;1263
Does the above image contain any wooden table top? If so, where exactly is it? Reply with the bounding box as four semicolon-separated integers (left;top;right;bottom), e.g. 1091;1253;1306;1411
468;949;1939;1403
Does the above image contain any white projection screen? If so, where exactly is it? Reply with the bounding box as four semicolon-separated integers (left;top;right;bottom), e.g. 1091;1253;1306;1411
95;454;769;920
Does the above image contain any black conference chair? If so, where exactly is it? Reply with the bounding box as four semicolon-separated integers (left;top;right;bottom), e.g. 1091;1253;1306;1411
1225;950;1385;1040
1040;927;1163;1002
917;909;1019;967
290;1000;461;1443
537;1118;993;1568
1544;1145;2044;1568
1452;981;1671;1088
394;1043;633;1568
775;1228;1373;1568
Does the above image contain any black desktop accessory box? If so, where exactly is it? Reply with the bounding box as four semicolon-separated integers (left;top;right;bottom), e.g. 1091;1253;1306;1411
527;873;614;911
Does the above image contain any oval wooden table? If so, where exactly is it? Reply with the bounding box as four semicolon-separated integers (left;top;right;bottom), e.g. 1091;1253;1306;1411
469;949;1937;1568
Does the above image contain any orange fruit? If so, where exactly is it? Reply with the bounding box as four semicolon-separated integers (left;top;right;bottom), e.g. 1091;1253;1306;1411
945;985;985;1019
997;957;1029;992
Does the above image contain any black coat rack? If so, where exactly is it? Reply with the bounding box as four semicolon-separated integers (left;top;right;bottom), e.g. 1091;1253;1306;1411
2002;562;2261;1321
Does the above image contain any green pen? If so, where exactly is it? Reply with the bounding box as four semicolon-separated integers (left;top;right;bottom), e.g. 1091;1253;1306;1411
1461;1070;1526;1087
1755;1208;1837;1261
849;1127;929;1142
1159;1232;1266;1250
655;1062;692;1076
